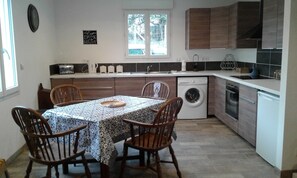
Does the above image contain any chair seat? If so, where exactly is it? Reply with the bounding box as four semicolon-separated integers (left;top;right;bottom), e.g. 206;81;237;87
29;142;86;165
125;133;172;151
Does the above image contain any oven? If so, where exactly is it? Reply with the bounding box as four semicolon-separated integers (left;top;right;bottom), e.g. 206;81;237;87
225;81;239;119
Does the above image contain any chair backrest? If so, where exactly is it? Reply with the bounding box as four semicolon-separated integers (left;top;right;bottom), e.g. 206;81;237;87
50;84;83;105
11;107;53;158
11;107;84;163
141;81;170;100
139;97;183;149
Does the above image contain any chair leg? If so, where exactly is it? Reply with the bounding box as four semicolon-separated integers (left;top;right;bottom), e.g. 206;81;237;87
81;154;92;178
147;152;151;167
46;165;52;178
4;170;9;178
155;151;162;178
119;145;128;178
169;145;182;178
25;160;33;178
54;165;59;178
62;163;69;174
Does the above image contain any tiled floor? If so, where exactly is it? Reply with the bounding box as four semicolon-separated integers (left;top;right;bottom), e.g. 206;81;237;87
7;118;280;178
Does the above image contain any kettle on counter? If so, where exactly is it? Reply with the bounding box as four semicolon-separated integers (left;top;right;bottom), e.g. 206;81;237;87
249;65;258;79
88;63;98;73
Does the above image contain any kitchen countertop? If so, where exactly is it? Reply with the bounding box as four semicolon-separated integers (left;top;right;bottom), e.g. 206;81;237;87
50;70;280;95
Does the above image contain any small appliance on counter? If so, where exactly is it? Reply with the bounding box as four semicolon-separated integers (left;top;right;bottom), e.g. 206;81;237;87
116;65;123;73
59;64;74;75
100;65;107;73
108;65;115;73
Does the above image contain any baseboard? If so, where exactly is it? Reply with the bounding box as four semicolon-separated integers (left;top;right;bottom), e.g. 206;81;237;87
6;144;27;165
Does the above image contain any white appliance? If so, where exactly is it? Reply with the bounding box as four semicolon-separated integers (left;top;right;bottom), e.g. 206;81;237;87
256;91;280;167
177;77;208;119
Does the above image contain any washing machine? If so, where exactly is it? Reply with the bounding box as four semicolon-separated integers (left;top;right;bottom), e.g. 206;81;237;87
177;77;208;119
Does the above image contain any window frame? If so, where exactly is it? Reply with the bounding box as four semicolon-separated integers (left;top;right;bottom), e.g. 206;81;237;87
0;0;19;99
124;10;171;59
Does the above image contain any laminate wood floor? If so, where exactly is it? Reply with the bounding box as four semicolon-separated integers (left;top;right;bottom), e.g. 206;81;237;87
7;118;280;178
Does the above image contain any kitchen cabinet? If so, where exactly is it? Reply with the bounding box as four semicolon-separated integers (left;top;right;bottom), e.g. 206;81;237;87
51;78;73;88
214;77;238;133
185;8;210;49
228;2;260;48
208;76;215;115
238;85;258;146
145;77;176;99
73;78;115;100
186;2;260;49
115;77;146;97
210;7;229;48
262;0;284;49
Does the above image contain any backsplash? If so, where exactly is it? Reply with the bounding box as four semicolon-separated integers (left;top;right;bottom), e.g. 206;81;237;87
255;49;282;78
50;49;282;76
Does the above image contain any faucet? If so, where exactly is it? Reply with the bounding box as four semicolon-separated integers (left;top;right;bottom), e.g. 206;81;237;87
146;65;152;73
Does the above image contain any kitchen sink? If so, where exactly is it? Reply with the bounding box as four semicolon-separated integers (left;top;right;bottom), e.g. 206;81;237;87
129;71;172;75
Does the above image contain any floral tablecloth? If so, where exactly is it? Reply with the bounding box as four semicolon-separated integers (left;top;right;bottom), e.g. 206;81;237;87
42;95;164;165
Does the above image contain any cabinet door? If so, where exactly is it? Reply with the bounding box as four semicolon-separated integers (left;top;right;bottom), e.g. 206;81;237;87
208;76;215;115
51;78;73;88
185;8;210;49
214;78;238;132
228;2;260;48
115;77;145;97
210;7;229;48
262;0;284;49
262;0;278;48
276;0;284;49
238;85;257;146
73;78;115;100
145;77;176;99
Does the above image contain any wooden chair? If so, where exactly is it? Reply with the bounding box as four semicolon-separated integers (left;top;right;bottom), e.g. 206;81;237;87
50;84;84;106
141;81;170;100
0;159;9;178
119;97;183;178
11;106;92;178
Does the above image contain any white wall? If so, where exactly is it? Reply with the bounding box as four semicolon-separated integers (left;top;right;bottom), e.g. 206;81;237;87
277;0;297;170
54;0;257;64
0;0;56;159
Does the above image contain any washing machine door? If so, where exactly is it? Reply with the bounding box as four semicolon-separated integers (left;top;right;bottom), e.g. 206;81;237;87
182;86;205;107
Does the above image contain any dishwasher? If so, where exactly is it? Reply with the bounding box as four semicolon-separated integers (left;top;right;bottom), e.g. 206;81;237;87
256;91;280;167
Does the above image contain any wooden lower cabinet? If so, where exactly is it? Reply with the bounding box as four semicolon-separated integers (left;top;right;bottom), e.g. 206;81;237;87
208;76;215;115
73;78;115;100
214;77;238;133
145;77;177;99
238;84;257;146
51;78;73;88
115;77;146;97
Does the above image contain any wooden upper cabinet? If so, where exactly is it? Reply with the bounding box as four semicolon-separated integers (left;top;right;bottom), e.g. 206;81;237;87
210;6;229;48
262;0;284;49
185;8;210;49
228;2;260;48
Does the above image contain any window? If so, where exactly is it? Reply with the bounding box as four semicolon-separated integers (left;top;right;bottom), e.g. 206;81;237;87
125;10;170;58
0;0;18;98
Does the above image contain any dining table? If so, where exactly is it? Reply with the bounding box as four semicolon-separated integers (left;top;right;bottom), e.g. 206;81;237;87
42;95;165;178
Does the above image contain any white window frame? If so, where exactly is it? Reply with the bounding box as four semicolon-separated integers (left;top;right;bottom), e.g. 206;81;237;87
0;0;19;99
124;10;171;59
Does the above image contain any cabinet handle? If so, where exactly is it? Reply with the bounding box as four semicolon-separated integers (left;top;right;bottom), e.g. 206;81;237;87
239;96;256;104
